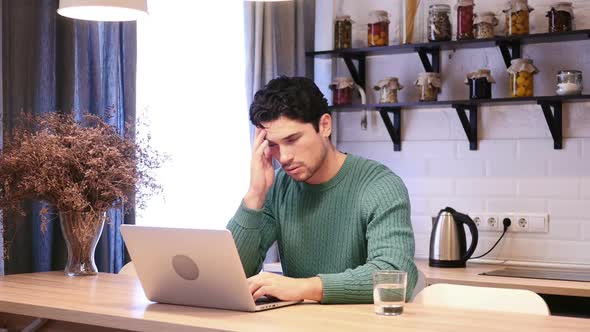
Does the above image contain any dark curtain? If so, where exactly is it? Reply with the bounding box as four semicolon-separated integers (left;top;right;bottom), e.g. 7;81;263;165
1;0;136;274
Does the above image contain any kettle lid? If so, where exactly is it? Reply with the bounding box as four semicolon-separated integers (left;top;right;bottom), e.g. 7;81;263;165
440;207;456;214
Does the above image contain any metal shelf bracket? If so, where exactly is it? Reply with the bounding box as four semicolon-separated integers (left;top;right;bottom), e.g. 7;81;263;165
496;40;521;68
378;107;402;151
342;55;366;88
453;104;479;150
415;47;441;73
538;100;563;149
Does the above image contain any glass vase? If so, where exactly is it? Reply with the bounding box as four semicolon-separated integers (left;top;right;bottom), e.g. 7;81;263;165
59;211;106;276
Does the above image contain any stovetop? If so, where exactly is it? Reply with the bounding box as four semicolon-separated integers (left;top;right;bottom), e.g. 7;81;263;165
481;267;590;282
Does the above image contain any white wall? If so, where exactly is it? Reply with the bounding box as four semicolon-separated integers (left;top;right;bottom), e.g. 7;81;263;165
316;0;590;265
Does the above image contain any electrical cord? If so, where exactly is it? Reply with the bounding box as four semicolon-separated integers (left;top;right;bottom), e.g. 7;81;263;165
470;218;512;260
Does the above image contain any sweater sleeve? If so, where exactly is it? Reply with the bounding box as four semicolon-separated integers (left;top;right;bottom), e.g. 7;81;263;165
317;173;418;304
227;200;278;277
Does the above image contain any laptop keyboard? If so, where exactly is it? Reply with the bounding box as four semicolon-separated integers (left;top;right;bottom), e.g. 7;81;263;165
255;296;281;304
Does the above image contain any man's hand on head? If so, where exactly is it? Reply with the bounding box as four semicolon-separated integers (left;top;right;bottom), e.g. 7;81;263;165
247;272;323;302
244;128;275;210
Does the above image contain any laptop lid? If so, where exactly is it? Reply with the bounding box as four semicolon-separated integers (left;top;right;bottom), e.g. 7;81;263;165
120;225;298;312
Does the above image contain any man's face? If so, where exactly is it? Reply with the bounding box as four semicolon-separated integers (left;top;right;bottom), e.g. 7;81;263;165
261;115;331;183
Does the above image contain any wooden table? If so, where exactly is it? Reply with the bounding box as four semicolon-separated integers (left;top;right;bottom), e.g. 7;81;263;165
0;272;589;331
415;260;590;297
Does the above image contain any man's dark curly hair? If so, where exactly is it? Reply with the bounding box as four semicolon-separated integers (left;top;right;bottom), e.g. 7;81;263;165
249;76;329;132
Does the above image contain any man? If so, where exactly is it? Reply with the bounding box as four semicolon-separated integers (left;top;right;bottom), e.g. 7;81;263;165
227;76;417;304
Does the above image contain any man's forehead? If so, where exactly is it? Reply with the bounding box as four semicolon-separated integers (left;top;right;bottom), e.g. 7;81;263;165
261;118;309;140
261;118;307;130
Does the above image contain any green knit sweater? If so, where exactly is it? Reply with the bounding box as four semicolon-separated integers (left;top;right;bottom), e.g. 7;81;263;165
227;154;417;304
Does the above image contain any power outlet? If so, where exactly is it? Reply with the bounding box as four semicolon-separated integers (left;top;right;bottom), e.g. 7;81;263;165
501;214;526;232
515;216;529;232
469;212;549;233
486;216;500;231
470;213;500;232
473;216;482;228
518;214;549;233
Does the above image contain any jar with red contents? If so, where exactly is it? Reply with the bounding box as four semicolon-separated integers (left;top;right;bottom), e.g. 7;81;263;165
456;0;475;40
329;77;356;105
368;10;389;47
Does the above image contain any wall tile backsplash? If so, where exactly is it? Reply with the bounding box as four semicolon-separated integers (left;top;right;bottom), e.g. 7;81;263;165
318;0;590;265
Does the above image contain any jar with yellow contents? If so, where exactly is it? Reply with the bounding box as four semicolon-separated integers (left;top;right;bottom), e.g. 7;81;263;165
507;58;538;98
368;10;389;47
504;0;534;36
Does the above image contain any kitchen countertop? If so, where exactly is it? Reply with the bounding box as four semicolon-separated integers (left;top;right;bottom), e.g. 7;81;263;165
1;272;589;331
262;259;590;317
415;259;590;297
264;260;590;297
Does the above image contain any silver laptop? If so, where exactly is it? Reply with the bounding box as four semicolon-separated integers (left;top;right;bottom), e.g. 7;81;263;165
120;225;300;312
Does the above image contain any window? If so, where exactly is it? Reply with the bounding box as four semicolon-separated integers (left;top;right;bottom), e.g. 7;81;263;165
136;1;250;229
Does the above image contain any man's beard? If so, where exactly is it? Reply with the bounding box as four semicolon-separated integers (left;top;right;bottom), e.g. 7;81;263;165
284;147;328;183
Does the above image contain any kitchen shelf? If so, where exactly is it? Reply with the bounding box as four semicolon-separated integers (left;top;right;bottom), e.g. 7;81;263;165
307;29;590;59
331;95;588;151
307;29;590;151
328;94;590;111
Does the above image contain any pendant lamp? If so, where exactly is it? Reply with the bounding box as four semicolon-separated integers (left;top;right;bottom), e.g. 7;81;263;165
57;0;148;22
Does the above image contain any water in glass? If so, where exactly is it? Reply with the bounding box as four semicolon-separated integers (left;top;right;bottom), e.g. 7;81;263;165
373;282;406;315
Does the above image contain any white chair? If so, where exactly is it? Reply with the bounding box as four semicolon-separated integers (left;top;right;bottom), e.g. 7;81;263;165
118;261;137;276
412;283;550;315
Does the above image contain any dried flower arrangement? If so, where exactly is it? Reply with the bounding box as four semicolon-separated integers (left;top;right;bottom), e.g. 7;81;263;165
0;110;165;260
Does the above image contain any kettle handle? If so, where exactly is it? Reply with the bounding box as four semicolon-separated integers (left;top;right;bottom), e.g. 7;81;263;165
454;211;479;262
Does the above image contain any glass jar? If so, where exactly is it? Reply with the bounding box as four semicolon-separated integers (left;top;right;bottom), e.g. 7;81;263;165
456;0;475;40
474;12;498;39
465;69;495;100
504;0;534;36
374;77;404;103
334;15;353;49
415;72;441;102
556;70;583;96
547;2;573;33
428;4;452;42
507;58;538;98
329;77;355;105
368;10;389;47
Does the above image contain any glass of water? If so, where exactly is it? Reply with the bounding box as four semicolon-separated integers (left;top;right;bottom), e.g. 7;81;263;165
373;270;407;316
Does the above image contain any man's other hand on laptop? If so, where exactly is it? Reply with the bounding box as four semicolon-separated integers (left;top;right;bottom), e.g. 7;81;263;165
248;272;323;302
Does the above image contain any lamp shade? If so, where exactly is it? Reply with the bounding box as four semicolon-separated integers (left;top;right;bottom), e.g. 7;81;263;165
57;0;148;22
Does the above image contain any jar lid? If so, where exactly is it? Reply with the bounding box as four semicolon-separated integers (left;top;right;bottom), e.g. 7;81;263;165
369;10;389;23
557;70;582;75
455;0;475;8
465;69;496;84
330;77;355;89
474;11;499;25
556;1;573;7
374;77;404;91
511;58;532;65
504;0;534;12
415;72;442;88
336;15;353;21
507;58;539;74
479;11;496;17
430;4;451;11
548;2;574;17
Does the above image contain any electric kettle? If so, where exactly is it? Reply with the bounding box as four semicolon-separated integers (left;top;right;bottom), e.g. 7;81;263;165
429;207;478;268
